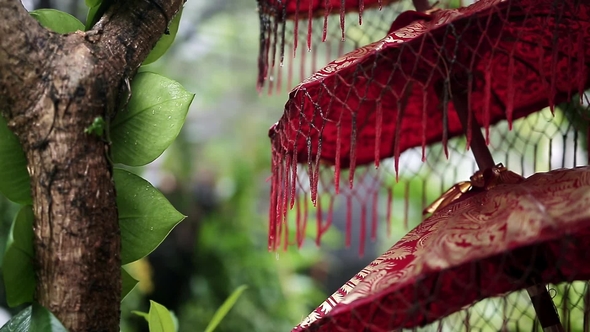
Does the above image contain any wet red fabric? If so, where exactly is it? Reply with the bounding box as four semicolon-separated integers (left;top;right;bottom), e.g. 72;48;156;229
268;0;590;250
293;167;590;331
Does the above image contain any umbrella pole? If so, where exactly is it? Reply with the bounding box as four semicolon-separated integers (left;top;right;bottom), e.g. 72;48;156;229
452;91;565;332
412;0;431;12
527;284;565;332
451;91;495;170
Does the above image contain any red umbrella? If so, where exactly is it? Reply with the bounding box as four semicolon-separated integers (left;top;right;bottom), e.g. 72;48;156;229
268;0;590;250
293;166;590;331
256;0;436;92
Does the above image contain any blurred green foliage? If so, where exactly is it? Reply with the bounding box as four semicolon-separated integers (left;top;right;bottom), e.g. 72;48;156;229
118;1;330;331
5;1;589;331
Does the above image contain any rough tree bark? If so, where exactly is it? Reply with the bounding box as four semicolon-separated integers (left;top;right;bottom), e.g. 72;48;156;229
0;0;184;331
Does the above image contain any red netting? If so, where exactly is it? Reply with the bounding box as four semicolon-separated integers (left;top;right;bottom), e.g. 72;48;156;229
268;0;590;251
298;282;590;331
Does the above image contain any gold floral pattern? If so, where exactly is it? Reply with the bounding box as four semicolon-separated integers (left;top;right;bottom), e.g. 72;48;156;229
294;167;590;331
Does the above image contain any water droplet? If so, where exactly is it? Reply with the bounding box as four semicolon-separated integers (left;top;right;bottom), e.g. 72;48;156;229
275;252;280;260
152;110;155;115
150;227;154;231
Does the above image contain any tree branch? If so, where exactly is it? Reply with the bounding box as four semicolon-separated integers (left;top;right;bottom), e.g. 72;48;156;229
93;0;182;75
0;0;184;331
0;0;54;124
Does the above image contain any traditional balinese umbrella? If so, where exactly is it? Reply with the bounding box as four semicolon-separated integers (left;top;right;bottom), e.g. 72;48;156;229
256;0;436;93
293;166;590;331
268;0;590;251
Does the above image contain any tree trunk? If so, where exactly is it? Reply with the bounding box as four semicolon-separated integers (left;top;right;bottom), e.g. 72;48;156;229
0;0;184;331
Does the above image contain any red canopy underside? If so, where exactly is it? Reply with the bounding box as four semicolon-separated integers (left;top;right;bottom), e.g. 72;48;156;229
268;0;590;255
270;0;590;171
294;167;590;331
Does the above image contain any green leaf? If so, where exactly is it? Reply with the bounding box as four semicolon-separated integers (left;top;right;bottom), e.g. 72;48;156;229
3;206;35;307
121;267;138;300
110;72;193;166
147;301;176;332
84;116;106;136
0;306;31;332
0;304;67;332
114;168;185;264
0;116;31;205
30;9;84;34
204;285;248;332
84;0;113;30
143;8;183;65
85;0;101;7
132;310;149;320
85;4;102;30
30;303;67;332
133;302;178;332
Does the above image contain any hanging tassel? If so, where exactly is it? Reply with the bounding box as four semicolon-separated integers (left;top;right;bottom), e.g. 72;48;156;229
345;195;352;248
386;186;393;236
441;79;450;159
322;0;330;42
466;73;473;150
483;67;492;144
578;29;585;104
374;102;383;168
358;0;364;25
371;190;378;241
307;0;313;51
339;0;346;41
257;8;271;92
334;122;342;194
421;85;428;162
269;153;279;251
359;203;367;257
349;113;358;188
293;0;300;57
506;53;515;130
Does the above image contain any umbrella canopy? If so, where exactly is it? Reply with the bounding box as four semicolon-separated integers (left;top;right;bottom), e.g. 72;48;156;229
268;0;590;250
293;166;590;331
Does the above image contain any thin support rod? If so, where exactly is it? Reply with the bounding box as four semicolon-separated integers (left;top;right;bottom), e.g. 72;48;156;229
453;89;564;332
527;285;565;332
451;90;496;170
